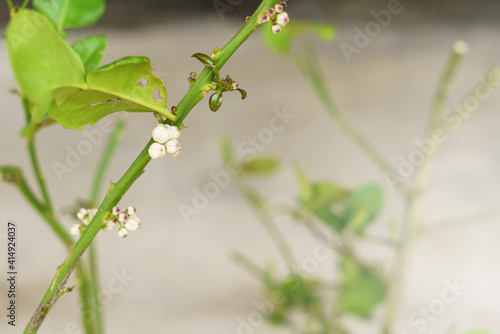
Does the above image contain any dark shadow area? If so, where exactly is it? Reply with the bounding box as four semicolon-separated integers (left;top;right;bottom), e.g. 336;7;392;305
1;0;500;27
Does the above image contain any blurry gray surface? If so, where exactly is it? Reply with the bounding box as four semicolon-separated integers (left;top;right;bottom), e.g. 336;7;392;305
1;3;500;334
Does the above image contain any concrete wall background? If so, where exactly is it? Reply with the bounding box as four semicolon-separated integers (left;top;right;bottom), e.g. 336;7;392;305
1;1;500;334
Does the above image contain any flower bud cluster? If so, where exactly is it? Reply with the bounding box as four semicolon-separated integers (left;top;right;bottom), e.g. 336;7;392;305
71;206;142;239
105;206;142;238
70;208;97;236
257;4;289;34
149;124;182;159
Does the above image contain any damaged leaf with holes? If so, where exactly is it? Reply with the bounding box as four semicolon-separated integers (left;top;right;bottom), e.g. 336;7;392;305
50;56;175;130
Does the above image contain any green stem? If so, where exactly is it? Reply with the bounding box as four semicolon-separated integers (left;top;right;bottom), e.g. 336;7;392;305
90;119;126;206
57;0;70;32
28;138;54;214
429;41;468;131
236;179;296;270
0;170;96;332
173;0;281;127
75;263;98;334
87;120;126;334
21;0;29;9
88;244;103;333
383;43;467;333
6;0;14;10
18;97;98;333
231;252;266;280
24;2;281;332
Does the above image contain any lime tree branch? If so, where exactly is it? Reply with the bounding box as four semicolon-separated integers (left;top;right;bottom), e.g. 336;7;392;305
173;0;281;126
24;1;281;332
88;119;126;334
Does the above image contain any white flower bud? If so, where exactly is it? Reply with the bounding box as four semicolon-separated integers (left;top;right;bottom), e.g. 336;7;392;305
258;13;270;24
169;126;181;140
118;213;128;223
271;24;282;34
77;208;87;221
70;223;82;236
152;124;173;144
87;208;97;221
124;215;141;232
126;206;137;216
277;12;289;26
112;206;120;215
118;227;129;238
149;142;166;159
275;4;284;13
166;139;182;157
103;220;115;232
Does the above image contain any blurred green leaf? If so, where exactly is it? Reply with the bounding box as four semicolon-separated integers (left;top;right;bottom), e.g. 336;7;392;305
242;156;280;175
265;274;320;325
49;57;173;130
6;9;86;121
33;0;105;30
219;135;234;165
72;34;107;73
338;255;386;318
308;181;350;211
312;206;343;231
261;21;336;56
343;184;383;234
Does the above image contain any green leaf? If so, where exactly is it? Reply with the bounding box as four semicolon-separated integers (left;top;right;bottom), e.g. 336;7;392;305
49;57;174;130
72;34;107;73
265;274;320;325
237;88;247;100
261;21;336;56
6;9;86;121
308;181;350;211
219;135;234;165
209;91;223;112
338;255;386;318
33;0;105;30
343;184;383;234
192;52;220;78
312;206;343;231
242;156;280;175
